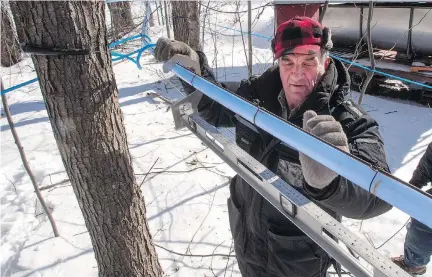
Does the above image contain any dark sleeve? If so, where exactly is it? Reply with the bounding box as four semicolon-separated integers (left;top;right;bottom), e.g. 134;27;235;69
410;143;432;188
304;106;393;220
180;51;262;127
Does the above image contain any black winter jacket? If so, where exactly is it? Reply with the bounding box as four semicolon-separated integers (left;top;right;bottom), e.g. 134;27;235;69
184;51;393;277
411;142;432;194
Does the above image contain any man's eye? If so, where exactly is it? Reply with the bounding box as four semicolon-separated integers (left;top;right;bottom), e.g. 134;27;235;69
303;62;315;68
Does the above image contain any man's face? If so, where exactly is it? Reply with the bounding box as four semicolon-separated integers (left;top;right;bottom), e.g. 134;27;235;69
279;48;328;109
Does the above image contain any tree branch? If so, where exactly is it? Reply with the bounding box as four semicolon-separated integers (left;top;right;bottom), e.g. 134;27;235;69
140;158;160;187
358;1;375;105
247;0;252;77
1;78;59;237
38;179;70;191
154;243;234;258
136;166;215;176
318;1;329;23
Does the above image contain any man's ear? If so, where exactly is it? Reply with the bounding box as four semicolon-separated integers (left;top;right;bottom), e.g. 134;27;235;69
324;57;330;70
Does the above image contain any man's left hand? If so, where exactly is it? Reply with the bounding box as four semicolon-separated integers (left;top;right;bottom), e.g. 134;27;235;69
299;110;349;189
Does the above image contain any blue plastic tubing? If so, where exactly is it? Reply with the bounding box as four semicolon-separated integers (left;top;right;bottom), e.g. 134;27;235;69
0;78;38;95
2;40;156;95
172;63;432;229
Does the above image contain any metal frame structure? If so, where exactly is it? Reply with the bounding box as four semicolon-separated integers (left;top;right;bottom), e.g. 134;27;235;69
321;2;432;58
170;89;411;277
170;63;432;228
166;62;432;277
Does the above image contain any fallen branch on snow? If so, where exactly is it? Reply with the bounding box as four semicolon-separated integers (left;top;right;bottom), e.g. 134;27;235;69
136;166;215;175
154;243;235;258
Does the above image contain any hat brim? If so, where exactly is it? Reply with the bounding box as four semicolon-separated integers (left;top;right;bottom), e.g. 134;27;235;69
274;44;321;60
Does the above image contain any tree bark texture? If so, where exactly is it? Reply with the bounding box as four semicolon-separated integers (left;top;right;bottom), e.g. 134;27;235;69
107;1;134;39
9;2;163;277
1;2;21;67
171;1;201;51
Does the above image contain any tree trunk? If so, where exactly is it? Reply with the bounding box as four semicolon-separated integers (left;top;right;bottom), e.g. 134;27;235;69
171;1;201;51
318;1;329;23
163;1;170;38
201;1;210;49
247;1;252;77
9;2;163;277
107;1;134;39
1;2;21;67
146;2;155;27
155;1;161;25
359;1;375;105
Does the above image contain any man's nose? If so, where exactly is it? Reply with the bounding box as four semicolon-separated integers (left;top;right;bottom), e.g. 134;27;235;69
290;64;305;78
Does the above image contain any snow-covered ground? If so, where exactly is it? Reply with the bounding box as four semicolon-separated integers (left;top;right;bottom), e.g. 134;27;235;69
1;2;432;277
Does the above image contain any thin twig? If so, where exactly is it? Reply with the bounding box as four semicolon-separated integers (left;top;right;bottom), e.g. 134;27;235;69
358;1;375;105
155;243;235;258
236;2;249;70
210;240;225;277
147;92;173;105
223;240;234;277
5;175;17;194
318;1;329;23
73;230;89;237
152;222;167;238
206;3;272;14
375;218;410;250
347;247;360;259
195;157;230;179
363;232;376;247
186;188;217;255
136;166;215;175
38;179;70;191
377;9;430;62
145;192;163;207
140;158;159;187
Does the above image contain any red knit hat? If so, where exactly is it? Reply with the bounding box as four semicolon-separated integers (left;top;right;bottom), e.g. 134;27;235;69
271;16;333;60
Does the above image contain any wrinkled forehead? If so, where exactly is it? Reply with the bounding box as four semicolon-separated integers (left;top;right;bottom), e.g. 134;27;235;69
281;44;321;57
280;45;322;63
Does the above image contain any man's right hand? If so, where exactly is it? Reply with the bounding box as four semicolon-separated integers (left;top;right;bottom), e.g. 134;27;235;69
154;38;199;63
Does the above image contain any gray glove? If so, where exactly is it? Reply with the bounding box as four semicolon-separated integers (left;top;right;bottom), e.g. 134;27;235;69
299;110;349;189
154;37;199;63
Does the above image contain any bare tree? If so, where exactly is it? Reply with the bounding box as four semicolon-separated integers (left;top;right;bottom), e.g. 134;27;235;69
1;2;21;67
163;1;171;38
146;1;155;27
318;1;329;23
358;1;375;105
107;0;135;39
1;79;58;237
171;1;201;51
247;1;252;76
235;2;249;71
155;1;161;25
9;2;163;276
201;1;211;47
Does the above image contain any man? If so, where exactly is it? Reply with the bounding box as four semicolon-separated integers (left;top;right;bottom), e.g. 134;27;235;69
155;16;392;277
392;142;432;276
